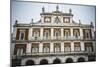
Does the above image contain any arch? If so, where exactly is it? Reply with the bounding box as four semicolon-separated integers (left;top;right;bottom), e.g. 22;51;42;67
53;58;61;64
40;59;48;65
77;57;85;62
25;60;35;65
66;58;73;63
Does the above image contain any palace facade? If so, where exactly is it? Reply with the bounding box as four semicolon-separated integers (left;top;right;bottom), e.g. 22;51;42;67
11;5;96;66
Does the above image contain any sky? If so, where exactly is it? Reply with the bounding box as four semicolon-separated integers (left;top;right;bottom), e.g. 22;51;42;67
11;0;96;27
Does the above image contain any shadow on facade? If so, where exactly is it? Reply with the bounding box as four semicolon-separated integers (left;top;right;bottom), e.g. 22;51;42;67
40;59;48;65
77;57;85;62
25;60;35;66
66;58;73;63
53;58;61;64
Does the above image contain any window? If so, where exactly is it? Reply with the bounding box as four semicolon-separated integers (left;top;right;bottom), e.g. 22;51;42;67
86;32;89;38
31;43;39;53
75;33;78;38
73;29;80;38
85;43;93;52
17;48;23;55
44;17;51;22
74;43;81;51
64;43;71;52
86;46;92;52
54;43;61;52
74;46;80;51
55;47;60;52
34;31;39;37
65;46;71;52
63;17;70;23
83;29;91;39
54;29;60;38
43;47;50;53
19;32;25;40
46;33;48;37
55;32;59;39
45;32;49;38
64;29;70;37
43;43;50;53
44;30;50;39
56;32;58;37
32;47;39;53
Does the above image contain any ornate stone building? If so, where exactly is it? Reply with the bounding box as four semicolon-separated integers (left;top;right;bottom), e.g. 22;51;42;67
11;5;96;66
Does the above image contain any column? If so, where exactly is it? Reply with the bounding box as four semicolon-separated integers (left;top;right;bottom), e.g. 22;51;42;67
50;43;54;53
51;17;53;23
13;27;17;40
26;43;32;54
70;17;73;23
91;28;94;39
80;41;85;51
71;42;74;51
92;41;96;52
28;27;32;40
40;28;43;40
70;28;73;39
51;28;54;39
11;43;15;56
39;43;43;53
80;28;83;39
61;28;64;39
61;42;64;52
41;16;44;23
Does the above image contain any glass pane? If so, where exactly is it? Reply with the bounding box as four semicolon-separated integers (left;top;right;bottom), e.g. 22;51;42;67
20;33;24;40
44;47;49;53
17;49;23;55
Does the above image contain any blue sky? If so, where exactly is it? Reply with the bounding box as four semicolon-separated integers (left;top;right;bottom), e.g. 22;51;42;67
12;1;96;27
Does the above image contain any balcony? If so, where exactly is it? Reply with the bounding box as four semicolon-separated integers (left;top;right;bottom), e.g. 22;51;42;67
12;36;95;42
30;36;83;41
31;36;41;41
64;36;83;40
12;51;95;59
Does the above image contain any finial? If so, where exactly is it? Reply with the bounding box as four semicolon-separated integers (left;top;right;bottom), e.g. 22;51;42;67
79;19;81;24
90;21;93;27
15;20;18;26
42;6;45;13
69;8;72;14
31;18;33;23
56;5;59;11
